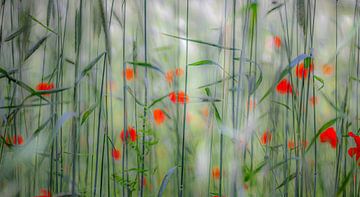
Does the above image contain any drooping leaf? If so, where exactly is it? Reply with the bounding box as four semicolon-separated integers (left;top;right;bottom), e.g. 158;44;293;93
158;166;177;197
25;35;49;60
127;61;164;75
81;103;98;125
163;33;240;51
314;75;324;90
29;14;57;34
76;52;106;84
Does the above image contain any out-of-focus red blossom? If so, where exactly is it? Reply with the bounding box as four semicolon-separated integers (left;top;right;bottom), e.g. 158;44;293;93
309;96;318;106
36;82;54;96
124;67;134;81
295;62;314;79
5;134;24;145
175;67;184;76
348;132;360;164
153;109;166;125
35;188;51;197
322;64;333;76
112;148;121;160
261;130;272;145
243;183;249;190
319;127;338;149
212;166;220;180
168;91;189;104
276;79;293;94
142;176;147;187
302;140;308;148
120;127;137;142
273;36;281;48
288;140;295;149
165;71;174;83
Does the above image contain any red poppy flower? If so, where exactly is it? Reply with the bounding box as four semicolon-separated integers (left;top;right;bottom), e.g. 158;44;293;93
319;127;338;149
261;130;272;145
165;70;174;84
276;79;293;94
212;166;220;180
153;109;166;125
168;91;189;104
35;188;51;197
175;68;184;76
348;132;360;163
142;176;147;187
120;127;137;142
112;148;121;160
273;36;281;48
6;134;24;145
124;68;134;81
36;82;54;96
288;140;295;149
295;62;314;79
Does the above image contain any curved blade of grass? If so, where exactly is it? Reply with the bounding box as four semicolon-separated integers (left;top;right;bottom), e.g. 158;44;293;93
28;14;57;35
337;169;353;195
276;173;297;189
127;61;164;75
205;87;222;122
148;94;168;108
76;52;106;84
162;33;241;51
314;75;324;90
271;100;291;110
4;26;27;42
158;166;177;197
25;35;49;60
81;103;98;125
266;3;284;15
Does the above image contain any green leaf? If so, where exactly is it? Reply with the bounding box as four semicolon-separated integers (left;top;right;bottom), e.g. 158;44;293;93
127;61;164;75
29;14;57;34
163;33;241;51
337;170;353;195
4;26;26;42
276;173;297;189
204;88;222;122
158;166;177;197
148;94;168;108
271;100;291;110
81;103;98;125
266;3;284;15
25;35;49;60
189;60;219;67
314;75;324;90
306;118;338;153
76;52;106;84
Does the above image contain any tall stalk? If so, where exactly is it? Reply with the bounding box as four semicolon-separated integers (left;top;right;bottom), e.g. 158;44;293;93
179;0;189;196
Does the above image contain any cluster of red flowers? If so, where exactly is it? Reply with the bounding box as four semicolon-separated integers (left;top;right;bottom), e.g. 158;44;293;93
4;134;24;145
169;91;189;104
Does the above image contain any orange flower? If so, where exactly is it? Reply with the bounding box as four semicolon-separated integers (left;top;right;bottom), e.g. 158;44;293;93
120;127;137;142
322;64;333;76
175;67;184;76
309;96;318;106
124;68;134;81
288;140;295;149
177;91;189;103
261;130;272;145
35;188;51;197
212;166;220;180
276;79;293;94
36;82;54;96
153;109;166;125
247;98;256;112
273;36;281;48
112;148;121;160
165;70;174;83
